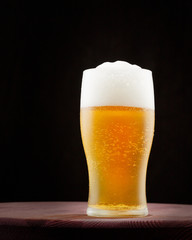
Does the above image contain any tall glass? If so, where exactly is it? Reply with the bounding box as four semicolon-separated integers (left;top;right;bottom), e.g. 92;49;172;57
80;61;155;217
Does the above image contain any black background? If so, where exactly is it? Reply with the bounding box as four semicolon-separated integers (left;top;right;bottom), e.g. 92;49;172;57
1;1;192;204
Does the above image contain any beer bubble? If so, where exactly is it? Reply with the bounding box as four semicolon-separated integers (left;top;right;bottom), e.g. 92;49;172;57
81;61;154;110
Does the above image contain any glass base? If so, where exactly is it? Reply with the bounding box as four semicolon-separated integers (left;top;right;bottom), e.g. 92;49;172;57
87;206;148;217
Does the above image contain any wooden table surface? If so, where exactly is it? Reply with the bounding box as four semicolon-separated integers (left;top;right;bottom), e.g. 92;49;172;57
0;202;192;239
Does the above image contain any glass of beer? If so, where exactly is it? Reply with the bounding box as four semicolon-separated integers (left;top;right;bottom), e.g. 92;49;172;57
80;61;155;217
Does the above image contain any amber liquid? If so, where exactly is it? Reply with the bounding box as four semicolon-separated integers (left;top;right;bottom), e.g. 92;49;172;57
80;106;154;211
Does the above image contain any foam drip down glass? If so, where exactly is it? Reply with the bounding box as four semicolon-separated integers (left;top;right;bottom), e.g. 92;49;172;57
80;61;155;217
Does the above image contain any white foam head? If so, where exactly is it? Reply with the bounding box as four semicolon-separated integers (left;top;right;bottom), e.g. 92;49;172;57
80;61;154;109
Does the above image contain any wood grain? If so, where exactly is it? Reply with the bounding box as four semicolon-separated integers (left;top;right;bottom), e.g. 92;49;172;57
0;202;191;239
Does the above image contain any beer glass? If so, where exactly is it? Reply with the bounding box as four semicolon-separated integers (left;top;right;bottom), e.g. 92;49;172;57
80;61;155;217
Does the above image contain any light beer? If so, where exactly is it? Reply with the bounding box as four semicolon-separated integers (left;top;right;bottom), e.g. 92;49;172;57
80;61;155;217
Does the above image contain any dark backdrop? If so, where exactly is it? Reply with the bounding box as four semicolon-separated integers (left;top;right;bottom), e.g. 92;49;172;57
1;1;192;204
